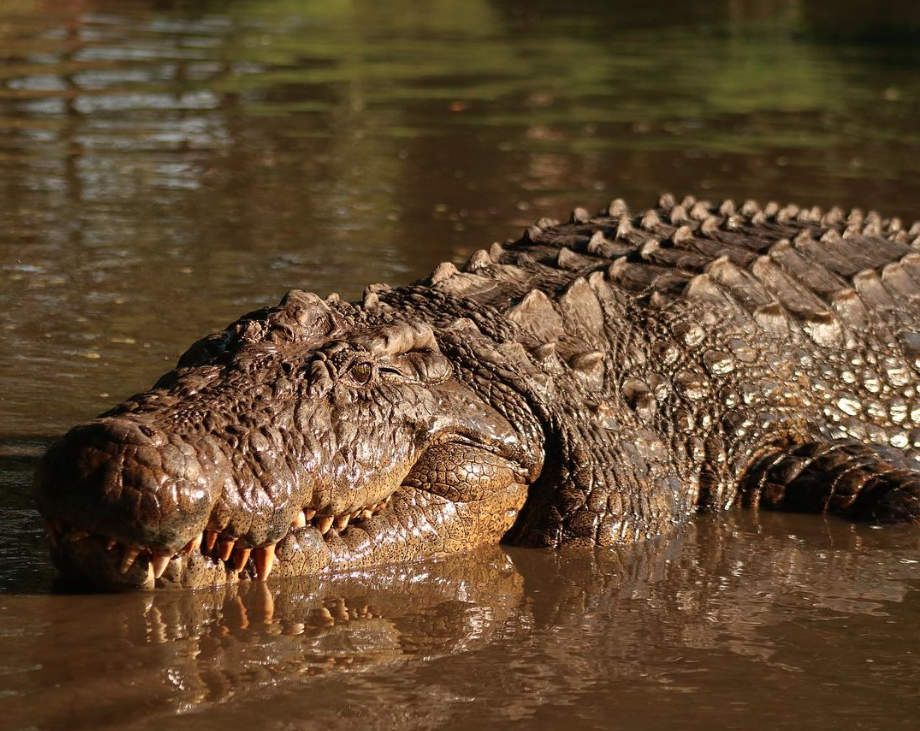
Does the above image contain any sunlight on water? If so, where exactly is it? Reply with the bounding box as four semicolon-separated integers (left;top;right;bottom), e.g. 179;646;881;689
1;1;919;729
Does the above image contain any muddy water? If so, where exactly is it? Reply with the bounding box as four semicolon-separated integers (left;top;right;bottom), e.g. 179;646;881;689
1;1;920;729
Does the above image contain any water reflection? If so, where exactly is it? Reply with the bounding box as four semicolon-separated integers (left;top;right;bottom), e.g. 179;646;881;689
1;546;523;728
3;0;920;435
2;514;917;730
2;1;920;729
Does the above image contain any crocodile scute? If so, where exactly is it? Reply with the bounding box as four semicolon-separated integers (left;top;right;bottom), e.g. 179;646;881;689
34;194;920;590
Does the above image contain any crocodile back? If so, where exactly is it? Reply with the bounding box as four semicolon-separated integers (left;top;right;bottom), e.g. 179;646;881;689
391;195;920;545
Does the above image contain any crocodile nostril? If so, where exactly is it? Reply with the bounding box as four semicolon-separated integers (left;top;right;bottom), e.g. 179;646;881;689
81;419;166;448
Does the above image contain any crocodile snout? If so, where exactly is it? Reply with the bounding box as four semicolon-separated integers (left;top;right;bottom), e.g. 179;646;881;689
34;417;221;558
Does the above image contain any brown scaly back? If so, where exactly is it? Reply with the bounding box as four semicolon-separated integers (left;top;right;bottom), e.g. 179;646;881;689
402;195;920;546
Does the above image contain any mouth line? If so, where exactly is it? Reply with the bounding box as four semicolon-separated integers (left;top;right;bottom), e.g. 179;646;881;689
45;491;398;585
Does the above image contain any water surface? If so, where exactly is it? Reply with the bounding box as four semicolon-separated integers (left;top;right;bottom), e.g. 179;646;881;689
1;1;919;729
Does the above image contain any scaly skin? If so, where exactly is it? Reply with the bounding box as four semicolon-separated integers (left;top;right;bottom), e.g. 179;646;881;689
34;194;920;590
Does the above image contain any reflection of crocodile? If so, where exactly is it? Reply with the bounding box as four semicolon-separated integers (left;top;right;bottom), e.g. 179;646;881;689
5;546;525;730
34;194;920;589
8;516;916;730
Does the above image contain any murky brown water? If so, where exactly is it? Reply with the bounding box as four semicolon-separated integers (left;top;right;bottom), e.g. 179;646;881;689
2;1;920;729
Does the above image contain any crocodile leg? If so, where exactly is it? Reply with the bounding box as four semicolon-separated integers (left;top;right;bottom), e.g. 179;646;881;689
744;440;920;524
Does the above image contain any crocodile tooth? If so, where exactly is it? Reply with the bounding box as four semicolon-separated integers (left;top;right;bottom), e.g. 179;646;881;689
204;531;218;553
183;534;202;555
67;529;90;542
316;516;334;535
218;538;235;562
360;509;373;521
106;539;117;551
291;511;307;529
151;554;171;579
349;509;361;520
120;547;141;574
304;508;316;521
334;515;350;531
254;544;275;581
232;546;252;572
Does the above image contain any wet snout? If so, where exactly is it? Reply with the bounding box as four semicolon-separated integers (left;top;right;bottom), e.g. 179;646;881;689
34;417;224;557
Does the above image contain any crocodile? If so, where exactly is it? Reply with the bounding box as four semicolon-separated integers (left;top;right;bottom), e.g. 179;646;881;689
34;194;920;590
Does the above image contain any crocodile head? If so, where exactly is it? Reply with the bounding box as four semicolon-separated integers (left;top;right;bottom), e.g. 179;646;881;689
34;291;538;590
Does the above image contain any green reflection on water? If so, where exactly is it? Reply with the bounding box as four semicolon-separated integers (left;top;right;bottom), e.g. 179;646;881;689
0;0;919;431
0;3;919;730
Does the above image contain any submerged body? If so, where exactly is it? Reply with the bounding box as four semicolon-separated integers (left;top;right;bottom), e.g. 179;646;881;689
35;194;920;590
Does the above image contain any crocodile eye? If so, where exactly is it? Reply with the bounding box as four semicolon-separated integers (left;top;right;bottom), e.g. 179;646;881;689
349;360;374;385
